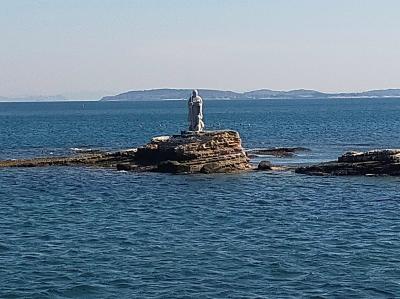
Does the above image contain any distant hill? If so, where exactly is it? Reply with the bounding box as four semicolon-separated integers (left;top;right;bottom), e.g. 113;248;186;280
335;89;400;98
243;89;328;99
101;88;400;101
100;89;242;101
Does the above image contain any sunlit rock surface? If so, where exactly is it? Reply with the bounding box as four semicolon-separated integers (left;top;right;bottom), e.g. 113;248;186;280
130;130;251;173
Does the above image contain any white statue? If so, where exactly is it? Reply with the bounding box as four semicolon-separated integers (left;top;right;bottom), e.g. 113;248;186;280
188;89;204;131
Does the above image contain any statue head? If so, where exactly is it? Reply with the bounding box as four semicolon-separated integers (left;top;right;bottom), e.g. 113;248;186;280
192;89;198;97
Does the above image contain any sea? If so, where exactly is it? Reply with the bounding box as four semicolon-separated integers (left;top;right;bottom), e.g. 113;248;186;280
0;99;399;298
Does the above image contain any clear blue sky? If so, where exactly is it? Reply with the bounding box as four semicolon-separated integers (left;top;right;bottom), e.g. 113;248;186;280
1;0;399;99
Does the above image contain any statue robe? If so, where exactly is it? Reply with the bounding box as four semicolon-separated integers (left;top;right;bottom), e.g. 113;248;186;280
188;91;204;131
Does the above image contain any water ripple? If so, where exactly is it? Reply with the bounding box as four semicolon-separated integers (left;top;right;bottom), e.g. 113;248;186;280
1;100;400;297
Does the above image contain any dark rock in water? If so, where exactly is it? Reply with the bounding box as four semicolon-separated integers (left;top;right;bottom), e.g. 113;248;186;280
200;163;220;174
247;147;311;157
257;160;272;171
157;160;191;173
117;163;135;171
296;149;400;176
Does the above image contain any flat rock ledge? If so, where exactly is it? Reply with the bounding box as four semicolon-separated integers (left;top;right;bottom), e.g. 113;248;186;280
246;147;311;158
0;130;252;174
295;149;400;176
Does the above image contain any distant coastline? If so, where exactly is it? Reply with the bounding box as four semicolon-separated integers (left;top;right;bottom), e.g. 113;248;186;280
2;88;400;102
100;88;400;101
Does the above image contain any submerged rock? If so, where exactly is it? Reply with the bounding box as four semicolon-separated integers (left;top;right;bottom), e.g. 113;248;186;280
295;149;400;176
257;160;272;170
247;147;311;157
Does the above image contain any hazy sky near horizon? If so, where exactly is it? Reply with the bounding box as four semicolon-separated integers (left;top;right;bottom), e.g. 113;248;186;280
1;0;399;99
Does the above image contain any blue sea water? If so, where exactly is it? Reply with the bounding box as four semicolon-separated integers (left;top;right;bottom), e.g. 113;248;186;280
0;99;400;298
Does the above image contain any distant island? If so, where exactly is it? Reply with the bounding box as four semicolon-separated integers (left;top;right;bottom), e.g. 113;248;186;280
100;88;400;101
2;88;400;102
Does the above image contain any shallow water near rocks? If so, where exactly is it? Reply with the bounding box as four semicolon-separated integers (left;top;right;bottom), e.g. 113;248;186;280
1;99;400;298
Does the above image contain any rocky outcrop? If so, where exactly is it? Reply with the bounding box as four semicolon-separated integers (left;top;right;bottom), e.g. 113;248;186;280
130;130;251;173
295;149;400;176
0;130;252;174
